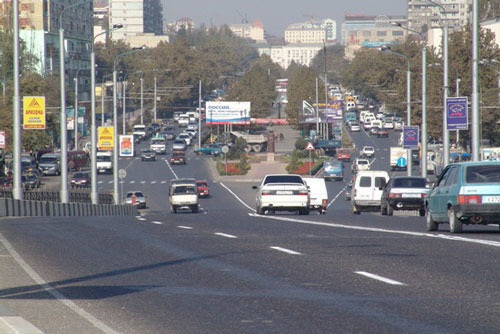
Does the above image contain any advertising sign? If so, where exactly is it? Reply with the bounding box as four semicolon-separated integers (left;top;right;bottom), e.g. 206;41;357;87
23;96;45;129
206;101;251;125
98;126;114;150
403;126;419;150
446;97;468;130
0;131;5;149
119;135;134;157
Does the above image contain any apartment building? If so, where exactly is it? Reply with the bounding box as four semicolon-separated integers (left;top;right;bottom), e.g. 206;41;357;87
166;17;195;33
285;19;336;44
229;20;265;42
109;0;163;41
258;43;323;69
408;0;472;33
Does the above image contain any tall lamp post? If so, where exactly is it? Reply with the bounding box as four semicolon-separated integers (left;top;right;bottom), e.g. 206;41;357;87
426;0;450;168
113;47;146;204
471;0;480;161
73;66;88;150
59;0;92;203
391;22;428;177
380;46;413;176
12;0;22;200
90;24;123;205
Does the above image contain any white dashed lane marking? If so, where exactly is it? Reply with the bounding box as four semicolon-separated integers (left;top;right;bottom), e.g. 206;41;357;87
151;221;163;225
355;271;407;286
178;226;193;230
270;246;302;255
214;233;238;239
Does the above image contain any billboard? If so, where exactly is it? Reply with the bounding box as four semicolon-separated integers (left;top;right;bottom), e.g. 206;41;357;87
446;97;468;130
206;102;251;124
98;126;114;150
403;126;420;150
0;131;5;149
23;96;45;129
119;135;134;157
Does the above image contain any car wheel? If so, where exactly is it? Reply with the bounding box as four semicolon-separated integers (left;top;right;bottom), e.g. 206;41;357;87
192;205;199;213
171;206;177;214
257;206;265;215
419;209;426;217
448;208;462;233
426;210;438;231
387;203;394;216
352;205;361;215
381;203;387;215
299;208;309;215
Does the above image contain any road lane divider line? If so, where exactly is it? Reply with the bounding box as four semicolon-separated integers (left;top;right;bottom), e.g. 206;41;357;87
355;271;407;286
219;182;256;212
214;233;238;239
270;246;302;255
327;185;347;208
248;213;500;249
163;160;179;179
151;221;163;225
136;217;146;221
0;233;120;334
178;226;193;229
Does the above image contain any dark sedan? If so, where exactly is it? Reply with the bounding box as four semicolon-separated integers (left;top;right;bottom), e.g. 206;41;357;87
71;172;90;188
141;149;156;161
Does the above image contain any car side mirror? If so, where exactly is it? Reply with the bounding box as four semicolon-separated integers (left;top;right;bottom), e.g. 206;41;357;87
252;185;257;190
378;187;384;191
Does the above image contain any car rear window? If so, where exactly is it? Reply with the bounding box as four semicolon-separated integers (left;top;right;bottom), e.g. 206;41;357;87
264;175;304;184
465;165;500;183
359;177;371;187
393;178;426;188
174;186;196;194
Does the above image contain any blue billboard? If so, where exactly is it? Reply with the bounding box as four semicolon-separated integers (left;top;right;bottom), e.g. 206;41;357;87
403;126;419;150
446;97;468;130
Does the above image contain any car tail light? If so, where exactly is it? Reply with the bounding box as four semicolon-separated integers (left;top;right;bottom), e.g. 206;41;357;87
389;192;402;198
354;189;357;197
298;191;308;196
322;199;328;207
261;191;272;195
421;193;427;198
458;195;482;204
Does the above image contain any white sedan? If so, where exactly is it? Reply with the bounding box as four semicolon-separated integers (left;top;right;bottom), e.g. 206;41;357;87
383;122;394;129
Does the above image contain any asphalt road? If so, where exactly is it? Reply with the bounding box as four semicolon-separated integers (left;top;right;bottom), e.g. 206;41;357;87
0;125;499;333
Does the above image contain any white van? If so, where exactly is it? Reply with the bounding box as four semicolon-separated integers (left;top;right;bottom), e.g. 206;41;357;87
96;151;113;174
370;120;383;129
303;178;328;214
359;111;369;123
351;170;390;214
178;115;189;127
133;124;146;139
346;102;356;111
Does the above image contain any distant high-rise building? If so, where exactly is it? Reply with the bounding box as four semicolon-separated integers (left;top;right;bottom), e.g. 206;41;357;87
407;0;472;33
109;0;163;41
229;20;265;42
167;17;195;33
258;43;323;69
284;19;337;44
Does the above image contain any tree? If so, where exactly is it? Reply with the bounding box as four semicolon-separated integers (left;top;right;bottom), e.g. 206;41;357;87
286;65;324;125
310;45;348;84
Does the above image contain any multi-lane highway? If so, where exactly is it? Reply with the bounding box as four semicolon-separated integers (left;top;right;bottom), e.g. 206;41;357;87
0;125;499;333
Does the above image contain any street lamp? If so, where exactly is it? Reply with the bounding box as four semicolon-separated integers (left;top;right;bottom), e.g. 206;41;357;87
391;22;428;177
90;23;123;205
73;66;88;151
425;0;450;169
11;0;22;200
59;0;93;203
472;0;480;161
113;46;147;204
379;45;413;176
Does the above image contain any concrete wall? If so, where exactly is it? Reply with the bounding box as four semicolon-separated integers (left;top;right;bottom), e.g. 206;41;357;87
0;198;137;217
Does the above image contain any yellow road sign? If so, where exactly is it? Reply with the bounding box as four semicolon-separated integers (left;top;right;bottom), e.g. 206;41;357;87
98;126;114;150
23;96;45;129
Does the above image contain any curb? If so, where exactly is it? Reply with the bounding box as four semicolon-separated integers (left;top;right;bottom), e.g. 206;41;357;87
0;304;43;333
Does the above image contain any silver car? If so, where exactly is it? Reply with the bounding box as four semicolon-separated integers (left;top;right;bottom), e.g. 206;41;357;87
172;139;187;151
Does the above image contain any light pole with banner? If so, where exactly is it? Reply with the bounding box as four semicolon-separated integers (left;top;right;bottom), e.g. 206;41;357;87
12;0;22;200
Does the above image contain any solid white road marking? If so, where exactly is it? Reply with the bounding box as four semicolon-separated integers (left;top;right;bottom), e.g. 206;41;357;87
178;226;193;230
151;221;163;225
219;182;256;212
164;160;179;179
214;232;238;239
0;233;120;333
270;246;302;255
248;213;500;249
355;271;407;286
327;185;347;208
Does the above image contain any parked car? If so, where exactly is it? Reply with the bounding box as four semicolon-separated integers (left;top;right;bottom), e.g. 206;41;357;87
170;151;186;165
141;149;156;162
425;162;500;233
196;180;210;198
253;174;310;215
303;178;328;214
172;140;187;151
351;170;390;214
195;144;222;156
71;172;90;188
125;191;146;209
380;176;429;216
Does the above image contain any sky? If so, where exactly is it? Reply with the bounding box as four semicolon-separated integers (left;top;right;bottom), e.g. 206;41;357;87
162;0;408;37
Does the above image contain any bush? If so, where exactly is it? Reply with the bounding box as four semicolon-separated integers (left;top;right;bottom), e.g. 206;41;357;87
295;137;307;150
237;154;250;173
286;152;303;173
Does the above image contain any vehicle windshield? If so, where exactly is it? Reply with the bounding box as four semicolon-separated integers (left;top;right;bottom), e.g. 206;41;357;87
393;178;426;188
466;165;500;183
142;149;154;153
97;156;111;162
40;157;58;164
126;192;144;198
151;139;164;144
173;186;196;194
263;175;304;184
174;140;185;145
73;173;88;179
197;182;208;187
358;160;368;165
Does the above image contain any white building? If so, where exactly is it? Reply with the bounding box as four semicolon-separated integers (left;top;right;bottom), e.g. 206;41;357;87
109;0;163;41
229;20;265;42
284;19;337;44
167;17;195;33
408;0;472;33
258;43;323;69
482;16;500;47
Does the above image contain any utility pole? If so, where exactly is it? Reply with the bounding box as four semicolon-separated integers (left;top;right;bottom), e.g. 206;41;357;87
323;41;328;140
12;0;22;200
153;76;157;121
140;77;144;124
198;80;202;148
315;77;319;137
471;0;480;160
101;83;105;126
122;81;126;135
74;77;78;150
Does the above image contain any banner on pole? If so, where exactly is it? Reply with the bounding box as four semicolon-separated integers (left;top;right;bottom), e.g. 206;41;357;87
403;126;419;150
0;131;5;148
119;135;134;157
23;96;45;129
446;97;468;130
98;126;114;150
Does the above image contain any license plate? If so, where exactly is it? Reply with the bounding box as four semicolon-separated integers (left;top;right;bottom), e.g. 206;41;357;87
483;196;500;203
402;194;421;198
276;191;293;195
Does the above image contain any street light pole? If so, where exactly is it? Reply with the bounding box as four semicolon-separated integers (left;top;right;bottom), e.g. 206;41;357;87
140;77;144;124
122;81;126;135
12;0;22;200
153;76;157;122
74;77;78;150
198;80;202;148
471;0;480;161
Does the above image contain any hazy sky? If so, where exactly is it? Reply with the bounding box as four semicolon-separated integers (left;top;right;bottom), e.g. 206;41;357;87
162;0;408;37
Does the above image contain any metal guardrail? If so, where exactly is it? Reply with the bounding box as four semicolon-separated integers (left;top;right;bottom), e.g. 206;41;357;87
0;189;113;204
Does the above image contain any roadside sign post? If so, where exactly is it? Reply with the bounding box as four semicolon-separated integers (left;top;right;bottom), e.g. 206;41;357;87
403;126;419;177
305;142;315;176
221;145;229;176
118;169;127;204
